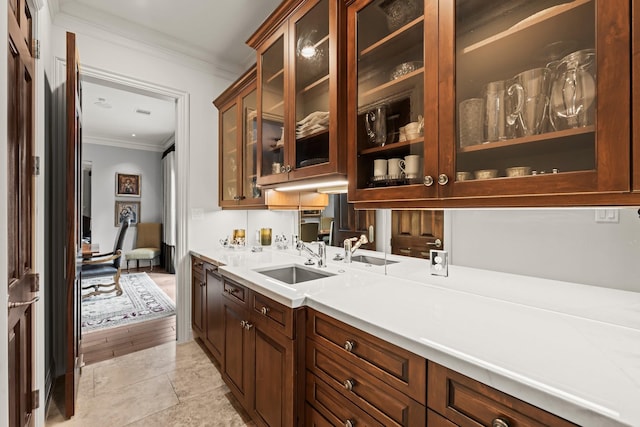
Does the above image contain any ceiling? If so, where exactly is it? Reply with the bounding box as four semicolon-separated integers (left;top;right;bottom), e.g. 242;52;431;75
52;0;282;149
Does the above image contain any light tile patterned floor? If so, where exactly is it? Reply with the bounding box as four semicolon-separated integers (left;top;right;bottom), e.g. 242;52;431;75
46;340;254;427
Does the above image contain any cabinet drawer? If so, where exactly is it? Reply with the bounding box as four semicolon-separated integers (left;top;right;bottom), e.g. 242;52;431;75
307;309;426;404
305;403;333;427
250;291;294;338
306;372;385;427
427;362;577;427
427;409;457;427
307;339;425;426
191;255;206;271
222;278;248;306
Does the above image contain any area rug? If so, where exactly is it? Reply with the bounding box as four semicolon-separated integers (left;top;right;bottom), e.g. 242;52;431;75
81;272;175;332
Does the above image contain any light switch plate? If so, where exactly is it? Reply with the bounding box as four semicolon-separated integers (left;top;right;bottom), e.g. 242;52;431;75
430;250;448;277
594;209;619;223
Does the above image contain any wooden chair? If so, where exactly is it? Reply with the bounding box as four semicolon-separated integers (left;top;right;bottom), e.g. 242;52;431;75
81;218;130;299
125;222;162;272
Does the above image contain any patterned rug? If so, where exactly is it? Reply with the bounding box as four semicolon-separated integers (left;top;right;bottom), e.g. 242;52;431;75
81;272;175;332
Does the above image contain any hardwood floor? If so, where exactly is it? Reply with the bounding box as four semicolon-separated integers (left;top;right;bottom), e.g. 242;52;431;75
81;267;176;365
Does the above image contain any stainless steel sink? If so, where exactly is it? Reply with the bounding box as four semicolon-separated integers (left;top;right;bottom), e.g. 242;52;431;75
350;255;398;266
255;265;335;285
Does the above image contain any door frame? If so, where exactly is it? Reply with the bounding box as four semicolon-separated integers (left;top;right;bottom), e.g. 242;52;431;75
51;58;192;341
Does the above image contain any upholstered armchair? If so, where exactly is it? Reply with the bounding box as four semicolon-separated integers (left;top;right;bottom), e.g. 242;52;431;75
125;222;161;272
81;218;130;299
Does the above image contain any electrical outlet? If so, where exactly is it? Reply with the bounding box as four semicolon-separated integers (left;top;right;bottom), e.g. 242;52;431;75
430;250;448;277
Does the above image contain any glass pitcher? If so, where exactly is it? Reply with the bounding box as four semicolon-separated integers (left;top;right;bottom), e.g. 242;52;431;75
365;104;388;146
548;49;596;131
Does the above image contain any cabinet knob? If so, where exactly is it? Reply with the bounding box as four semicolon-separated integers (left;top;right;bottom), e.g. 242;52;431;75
492;418;510;427
438;174;449;185
345;420;355;427
240;320;246;328
423;175;434;186
285;165;292;173
344;340;355;352
244;322;253;330
199;281;205;287
343;379;355;391
195;262;204;267
260;306;270;316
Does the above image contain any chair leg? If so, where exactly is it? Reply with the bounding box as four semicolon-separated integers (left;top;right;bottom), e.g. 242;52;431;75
81;269;123;299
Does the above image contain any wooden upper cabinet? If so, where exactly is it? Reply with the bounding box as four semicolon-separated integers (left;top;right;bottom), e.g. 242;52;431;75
248;0;347;187
348;0;635;207
214;67;265;209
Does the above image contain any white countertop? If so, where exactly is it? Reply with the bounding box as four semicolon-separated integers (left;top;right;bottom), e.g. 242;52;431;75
191;245;640;426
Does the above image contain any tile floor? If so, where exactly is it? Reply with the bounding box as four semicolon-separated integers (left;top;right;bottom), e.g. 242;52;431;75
46;340;254;427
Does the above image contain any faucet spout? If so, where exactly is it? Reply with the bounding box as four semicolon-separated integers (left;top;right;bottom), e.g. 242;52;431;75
343;235;369;263
296;241;327;267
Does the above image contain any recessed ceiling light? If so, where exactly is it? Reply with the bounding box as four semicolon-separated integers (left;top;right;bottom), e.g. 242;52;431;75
94;97;112;109
131;133;136;137
135;108;151;115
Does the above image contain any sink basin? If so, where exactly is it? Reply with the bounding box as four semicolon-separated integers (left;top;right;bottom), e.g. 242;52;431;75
255;265;335;285
351;255;398;266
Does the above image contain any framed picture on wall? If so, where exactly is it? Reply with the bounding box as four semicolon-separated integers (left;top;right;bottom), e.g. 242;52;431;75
116;173;141;197
115;200;140;226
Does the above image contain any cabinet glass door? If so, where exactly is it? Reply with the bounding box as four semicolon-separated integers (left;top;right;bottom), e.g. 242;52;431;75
242;89;260;201
455;0;596;185
352;0;426;191
221;105;239;202
293;0;330;171
260;35;286;180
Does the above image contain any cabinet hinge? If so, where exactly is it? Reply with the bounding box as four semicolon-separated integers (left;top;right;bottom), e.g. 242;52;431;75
33;156;40;176
32;389;40;410
33;39;40;59
29;272;40;292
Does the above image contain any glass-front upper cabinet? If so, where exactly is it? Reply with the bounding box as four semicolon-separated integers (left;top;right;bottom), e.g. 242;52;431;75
440;0;630;199
214;67;264;209
348;0;439;201
254;0;346;186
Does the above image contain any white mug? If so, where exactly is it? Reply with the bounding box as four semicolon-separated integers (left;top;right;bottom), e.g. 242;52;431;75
399;154;420;175
373;159;387;177
387;158;403;177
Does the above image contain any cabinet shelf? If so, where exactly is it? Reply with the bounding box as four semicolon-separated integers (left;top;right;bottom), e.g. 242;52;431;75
358;68;423;109
360;16;424;59
296;128;328;143
458;126;594;154
266;68;284;84
225;125;237;133
359;137;422;156
462;0;592;55
298;74;329;95
267;100;285;113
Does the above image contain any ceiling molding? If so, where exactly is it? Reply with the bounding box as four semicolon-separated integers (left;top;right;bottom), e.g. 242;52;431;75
47;0;60;21
52;11;242;81
161;134;176;151
84;135;165;152
28;0;45;12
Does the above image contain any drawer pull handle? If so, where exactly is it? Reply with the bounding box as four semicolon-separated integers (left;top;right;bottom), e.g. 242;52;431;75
343;379;355;391
492;418;510;427
226;287;238;294
195;261;204;267
345;420;355;427
261;306;270;315
199;281;205;287
344;340;355;352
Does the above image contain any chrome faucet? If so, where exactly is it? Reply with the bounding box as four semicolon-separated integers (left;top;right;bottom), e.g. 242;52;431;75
343;235;369;263
296;240;326;268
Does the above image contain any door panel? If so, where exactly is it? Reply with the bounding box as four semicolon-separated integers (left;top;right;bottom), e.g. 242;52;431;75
391;210;443;259
7;0;37;426
332;194;376;250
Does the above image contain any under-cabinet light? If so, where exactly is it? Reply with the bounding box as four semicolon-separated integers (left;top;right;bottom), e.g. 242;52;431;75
274;180;348;192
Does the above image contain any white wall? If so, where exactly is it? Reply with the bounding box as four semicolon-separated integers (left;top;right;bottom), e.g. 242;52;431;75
82;143;163;254
449;208;640;292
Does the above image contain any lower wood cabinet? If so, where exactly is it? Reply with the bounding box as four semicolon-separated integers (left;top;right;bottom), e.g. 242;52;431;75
427;361;578;427
306;308;426;426
221;277;299;427
204;265;223;363
190;256;206;337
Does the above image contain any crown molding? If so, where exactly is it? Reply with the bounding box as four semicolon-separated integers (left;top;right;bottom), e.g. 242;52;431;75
52;9;242;81
161;134;176;151
47;0;60;22
84;135;165;152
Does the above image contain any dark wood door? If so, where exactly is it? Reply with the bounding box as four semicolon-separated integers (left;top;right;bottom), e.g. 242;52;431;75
62;31;82;418
332;194;376;250
191;266;205;336
223;301;251;408
205;267;223;363
252;323;294;427
391;210;443;259
7;1;37;426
